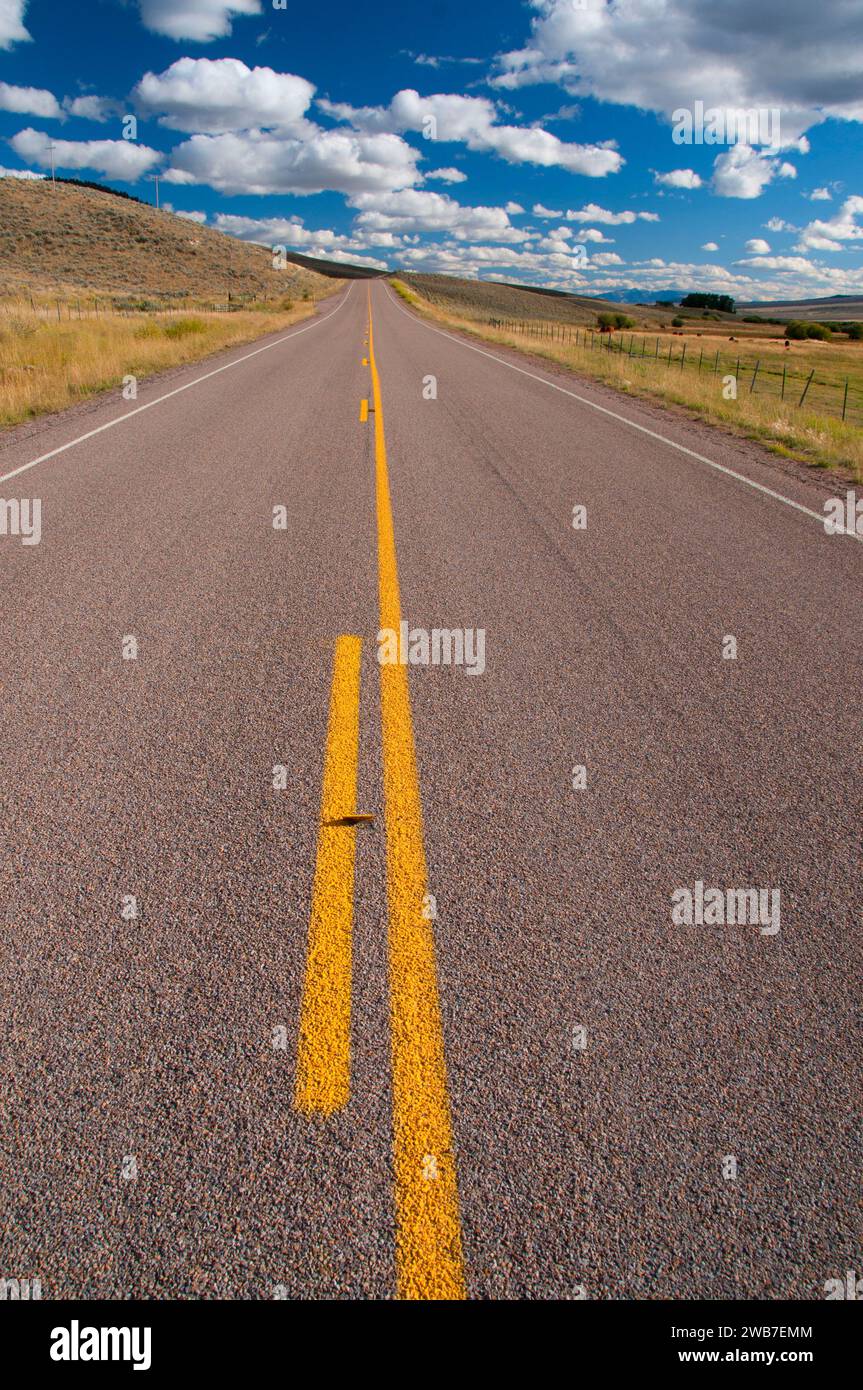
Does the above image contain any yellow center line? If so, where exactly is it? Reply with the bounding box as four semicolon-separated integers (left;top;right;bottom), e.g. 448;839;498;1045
360;398;369;423
294;634;363;1116
367;286;467;1300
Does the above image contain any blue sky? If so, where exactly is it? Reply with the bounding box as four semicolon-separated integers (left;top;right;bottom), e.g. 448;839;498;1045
1;0;862;302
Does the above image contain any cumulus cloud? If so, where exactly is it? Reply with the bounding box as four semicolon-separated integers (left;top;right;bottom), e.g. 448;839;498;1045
64;95;123;123
505;201;524;214
0;81;62;119
565;203;658;225
795;194;863;251
533;203;562;218
163;127;420;196
702;241;719;251
654;168;703;189
138;0;262;43
736;254;817;271
215;213;390;266
349;188;530;243
0;0;30;49
745;238;772;253
426;166;467;183
712;146;796;198
9;128;161;180
808;187;832;200
320;88;623;177
135;58;315;133
493;0;863;145
0;164;43;178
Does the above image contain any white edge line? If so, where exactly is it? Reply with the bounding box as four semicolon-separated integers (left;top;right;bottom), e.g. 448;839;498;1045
383;285;861;544
0;282;354;487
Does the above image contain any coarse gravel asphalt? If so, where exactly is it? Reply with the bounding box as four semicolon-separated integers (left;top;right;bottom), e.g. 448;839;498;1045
0;279;860;1300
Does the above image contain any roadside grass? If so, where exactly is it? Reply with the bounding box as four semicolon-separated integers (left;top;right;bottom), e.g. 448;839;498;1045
0;298;327;427
390;281;863;481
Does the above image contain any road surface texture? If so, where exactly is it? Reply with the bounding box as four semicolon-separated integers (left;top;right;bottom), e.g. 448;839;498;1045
0;280;860;1300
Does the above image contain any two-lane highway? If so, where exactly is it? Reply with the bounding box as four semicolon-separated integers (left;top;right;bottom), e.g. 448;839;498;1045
1;278;860;1299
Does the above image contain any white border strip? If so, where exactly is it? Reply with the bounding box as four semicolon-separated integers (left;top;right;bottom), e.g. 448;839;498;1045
384;286;860;543
0;283;354;486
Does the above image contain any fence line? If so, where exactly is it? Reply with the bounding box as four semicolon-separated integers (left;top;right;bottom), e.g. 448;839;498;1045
486;317;862;427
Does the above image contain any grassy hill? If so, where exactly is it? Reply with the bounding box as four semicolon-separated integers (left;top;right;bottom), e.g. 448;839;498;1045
397;272;863;339
0;177;329;302
397;272;730;333
738;295;863;322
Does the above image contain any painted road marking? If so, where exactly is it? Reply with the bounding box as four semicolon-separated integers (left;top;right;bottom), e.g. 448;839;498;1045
384;286;863;544
0;284;354;487
360;399;369;423
294;634;363;1116
368;289;467;1301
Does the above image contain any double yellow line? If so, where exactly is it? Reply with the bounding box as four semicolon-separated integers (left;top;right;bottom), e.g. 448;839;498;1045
294;288;466;1300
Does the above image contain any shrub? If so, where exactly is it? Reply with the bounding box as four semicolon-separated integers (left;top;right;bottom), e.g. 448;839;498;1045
597;311;635;331
785;320;832;341
162;317;207;338
672;316;684;327
846;322;863;340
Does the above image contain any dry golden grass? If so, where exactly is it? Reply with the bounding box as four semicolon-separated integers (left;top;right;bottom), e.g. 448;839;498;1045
0;299;324;426
391;281;863;482
0;178;329;300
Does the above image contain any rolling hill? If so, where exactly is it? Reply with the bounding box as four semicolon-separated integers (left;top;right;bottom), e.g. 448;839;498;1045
0;177;329;301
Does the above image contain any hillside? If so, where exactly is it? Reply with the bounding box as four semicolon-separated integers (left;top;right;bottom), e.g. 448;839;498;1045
281;249;389;280
738;294;863;322
0;178;329;300
398;273;731;332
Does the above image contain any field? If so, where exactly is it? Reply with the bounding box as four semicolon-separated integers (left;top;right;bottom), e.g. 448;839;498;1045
0;297;330;426
0;178;342;427
391;278;863;480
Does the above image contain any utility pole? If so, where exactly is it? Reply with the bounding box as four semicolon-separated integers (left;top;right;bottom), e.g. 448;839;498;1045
148;174;161;209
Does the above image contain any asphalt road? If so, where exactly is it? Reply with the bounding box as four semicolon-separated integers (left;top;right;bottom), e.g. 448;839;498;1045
0;279;860;1300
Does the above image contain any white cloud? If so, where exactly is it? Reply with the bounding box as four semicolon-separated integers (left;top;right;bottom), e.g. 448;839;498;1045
426;166;467;183
565;203;658;225
174;208;207;222
702;241;719;251
654;168;703;189
0;81;62;119
808;186;832;200
712;146;795;199
795;194;863;251
0;164;43;178
505;201;524;214
493;0;863;145
350;188;528;243
138;0;262;42
745;238;771;253
573;227;613;244
214;213;390;267
0;0;30;49
532;203;562;218
9;128;161;181
589;252;624;266
320;88;623;177
64;95;122;123
164;127;419;196
736;255;817;271
135;58;315;133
